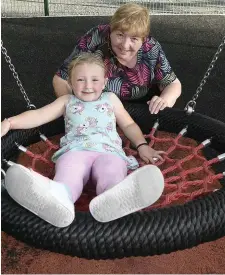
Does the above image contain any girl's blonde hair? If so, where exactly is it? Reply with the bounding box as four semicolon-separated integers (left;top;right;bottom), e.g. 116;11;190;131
110;3;150;38
68;52;105;82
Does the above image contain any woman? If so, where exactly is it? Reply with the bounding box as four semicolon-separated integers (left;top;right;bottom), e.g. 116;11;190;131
53;3;181;114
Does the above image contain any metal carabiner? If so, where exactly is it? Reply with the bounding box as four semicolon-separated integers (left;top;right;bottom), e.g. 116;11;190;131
185;100;196;115
27;104;37;110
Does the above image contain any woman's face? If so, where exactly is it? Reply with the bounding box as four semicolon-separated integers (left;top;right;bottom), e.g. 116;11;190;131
110;30;143;63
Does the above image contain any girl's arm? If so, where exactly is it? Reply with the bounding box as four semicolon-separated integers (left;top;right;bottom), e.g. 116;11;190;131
110;93;147;147
1;95;70;137
110;93;166;163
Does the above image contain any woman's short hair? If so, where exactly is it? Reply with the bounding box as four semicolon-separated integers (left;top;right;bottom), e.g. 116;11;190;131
68;52;105;82
110;3;150;38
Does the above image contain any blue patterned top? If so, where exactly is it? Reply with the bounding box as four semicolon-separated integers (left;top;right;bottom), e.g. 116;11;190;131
52;92;139;169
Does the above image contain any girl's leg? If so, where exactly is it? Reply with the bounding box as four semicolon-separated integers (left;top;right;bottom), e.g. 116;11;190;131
90;163;165;223
5;164;75;228
4;151;98;228
54;151;97;202
91;153;127;195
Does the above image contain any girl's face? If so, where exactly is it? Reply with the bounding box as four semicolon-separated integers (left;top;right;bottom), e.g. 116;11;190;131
110;30;143;63
70;63;107;102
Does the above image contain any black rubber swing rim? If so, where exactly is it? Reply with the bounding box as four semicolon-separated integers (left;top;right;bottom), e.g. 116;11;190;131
1;106;225;259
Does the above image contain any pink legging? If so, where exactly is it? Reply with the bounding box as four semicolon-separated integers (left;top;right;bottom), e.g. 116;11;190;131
54;150;127;202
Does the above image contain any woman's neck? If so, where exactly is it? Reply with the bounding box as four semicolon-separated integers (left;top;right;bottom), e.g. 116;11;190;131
116;55;137;69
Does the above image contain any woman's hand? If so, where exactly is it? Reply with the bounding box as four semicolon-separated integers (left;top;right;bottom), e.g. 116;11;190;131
137;144;166;164
147;96;168;114
1;119;11;137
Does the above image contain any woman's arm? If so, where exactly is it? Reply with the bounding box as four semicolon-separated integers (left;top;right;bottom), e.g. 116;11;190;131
159;78;182;107
53;75;72;98
53;25;108;98
148;78;182;114
147;38;182;114
1;95;69;137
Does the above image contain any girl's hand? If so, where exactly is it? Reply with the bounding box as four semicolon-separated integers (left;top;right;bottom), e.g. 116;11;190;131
147;96;168;114
137;145;166;164
1;119;11;137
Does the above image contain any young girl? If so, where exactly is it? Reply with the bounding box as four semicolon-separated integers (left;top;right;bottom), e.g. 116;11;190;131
1;53;165;227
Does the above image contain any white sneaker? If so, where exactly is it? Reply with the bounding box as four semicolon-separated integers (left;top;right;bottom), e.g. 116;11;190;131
89;165;164;222
5;164;75;227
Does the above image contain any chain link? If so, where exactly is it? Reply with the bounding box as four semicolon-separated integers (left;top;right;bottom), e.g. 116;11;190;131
1;40;36;110
185;35;225;113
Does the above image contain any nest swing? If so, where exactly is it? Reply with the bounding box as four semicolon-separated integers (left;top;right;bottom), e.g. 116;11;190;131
1;36;225;259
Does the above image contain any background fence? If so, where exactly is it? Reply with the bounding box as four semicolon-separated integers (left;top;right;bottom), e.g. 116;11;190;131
1;0;225;17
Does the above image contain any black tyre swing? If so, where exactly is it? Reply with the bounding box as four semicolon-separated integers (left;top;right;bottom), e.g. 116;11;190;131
1;35;225;259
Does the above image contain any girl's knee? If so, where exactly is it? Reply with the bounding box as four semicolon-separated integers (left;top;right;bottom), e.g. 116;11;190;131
95;166;127;195
99;154;127;171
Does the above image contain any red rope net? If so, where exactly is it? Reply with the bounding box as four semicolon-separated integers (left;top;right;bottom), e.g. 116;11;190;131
16;126;223;211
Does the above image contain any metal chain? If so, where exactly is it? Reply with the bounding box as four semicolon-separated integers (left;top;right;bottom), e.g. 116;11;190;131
1;40;36;110
185;35;225;114
1;40;37;177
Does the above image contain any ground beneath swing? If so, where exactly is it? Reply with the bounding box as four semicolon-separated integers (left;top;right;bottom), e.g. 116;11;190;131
1;233;225;274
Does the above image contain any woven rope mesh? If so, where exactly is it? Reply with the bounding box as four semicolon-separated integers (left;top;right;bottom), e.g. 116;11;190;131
16;125;223;212
1;0;225;17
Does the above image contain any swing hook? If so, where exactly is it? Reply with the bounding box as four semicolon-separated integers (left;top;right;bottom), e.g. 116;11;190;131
185;100;196;115
27;104;37;110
